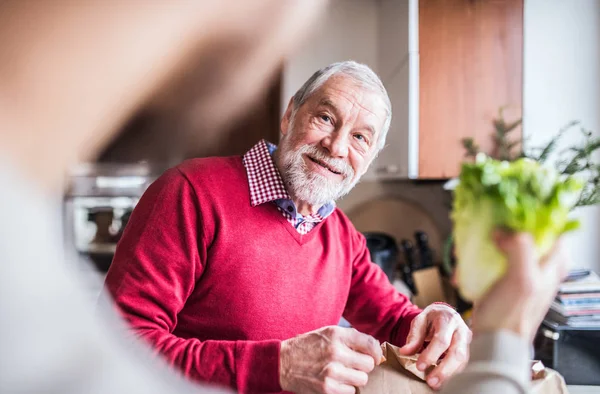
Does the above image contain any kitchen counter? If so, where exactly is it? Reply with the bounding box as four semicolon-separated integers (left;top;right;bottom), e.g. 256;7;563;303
568;386;600;393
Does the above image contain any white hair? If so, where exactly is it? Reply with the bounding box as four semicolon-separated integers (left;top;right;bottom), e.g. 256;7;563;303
291;60;392;151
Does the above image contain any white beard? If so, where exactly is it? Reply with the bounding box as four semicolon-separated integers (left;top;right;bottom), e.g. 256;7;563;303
277;133;360;206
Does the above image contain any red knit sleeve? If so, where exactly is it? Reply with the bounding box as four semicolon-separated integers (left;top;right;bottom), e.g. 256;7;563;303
103;167;281;393
342;229;422;347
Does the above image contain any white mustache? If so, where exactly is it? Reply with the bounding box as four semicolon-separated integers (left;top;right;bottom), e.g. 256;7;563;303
301;145;354;178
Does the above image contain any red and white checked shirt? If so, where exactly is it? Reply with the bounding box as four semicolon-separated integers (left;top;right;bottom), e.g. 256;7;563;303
242;140;335;235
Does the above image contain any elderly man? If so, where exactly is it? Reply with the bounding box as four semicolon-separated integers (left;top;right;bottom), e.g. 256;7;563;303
104;61;471;393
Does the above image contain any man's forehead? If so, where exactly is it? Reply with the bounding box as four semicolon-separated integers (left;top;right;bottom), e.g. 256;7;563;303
310;75;387;118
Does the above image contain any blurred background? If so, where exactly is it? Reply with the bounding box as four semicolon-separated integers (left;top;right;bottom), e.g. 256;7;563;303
61;0;600;386
65;0;599;285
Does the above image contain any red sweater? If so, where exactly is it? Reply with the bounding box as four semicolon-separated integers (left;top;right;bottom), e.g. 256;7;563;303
104;156;421;393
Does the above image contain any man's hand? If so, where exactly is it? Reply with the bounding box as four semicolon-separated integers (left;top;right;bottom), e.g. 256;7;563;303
398;303;471;390
279;326;383;394
472;232;569;341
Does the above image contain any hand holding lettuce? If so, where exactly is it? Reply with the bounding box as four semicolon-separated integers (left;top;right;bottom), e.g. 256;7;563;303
452;154;583;301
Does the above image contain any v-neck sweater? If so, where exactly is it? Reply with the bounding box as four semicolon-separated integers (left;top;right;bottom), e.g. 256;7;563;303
104;155;421;393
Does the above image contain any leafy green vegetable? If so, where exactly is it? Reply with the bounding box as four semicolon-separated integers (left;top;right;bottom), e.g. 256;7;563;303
452;154;583;301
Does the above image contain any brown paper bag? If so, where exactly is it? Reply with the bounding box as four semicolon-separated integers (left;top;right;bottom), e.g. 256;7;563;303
358;342;570;394
531;368;570;394
358;342;436;394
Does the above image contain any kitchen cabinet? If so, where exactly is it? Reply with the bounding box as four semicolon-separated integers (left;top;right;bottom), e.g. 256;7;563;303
283;0;523;180
366;0;523;180
418;0;523;179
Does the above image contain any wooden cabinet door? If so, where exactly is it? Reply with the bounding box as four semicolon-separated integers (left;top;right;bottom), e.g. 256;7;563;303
418;0;523;179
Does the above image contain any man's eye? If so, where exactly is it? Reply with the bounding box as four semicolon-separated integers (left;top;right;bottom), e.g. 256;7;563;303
354;133;366;142
320;115;332;123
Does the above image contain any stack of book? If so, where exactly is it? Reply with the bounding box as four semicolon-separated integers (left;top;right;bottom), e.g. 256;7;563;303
545;269;600;328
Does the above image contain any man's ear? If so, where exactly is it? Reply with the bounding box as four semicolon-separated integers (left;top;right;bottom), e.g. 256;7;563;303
280;97;295;136
361;148;380;176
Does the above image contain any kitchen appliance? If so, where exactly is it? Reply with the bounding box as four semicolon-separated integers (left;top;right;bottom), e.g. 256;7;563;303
535;322;600;385
364;232;399;282
399;239;417;294
346;197;445;301
414;230;434;269
400;232;448;308
64;163;160;272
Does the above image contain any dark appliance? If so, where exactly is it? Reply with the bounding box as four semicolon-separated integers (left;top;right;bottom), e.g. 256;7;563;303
64;163;159;273
535;321;600;385
364;232;399;283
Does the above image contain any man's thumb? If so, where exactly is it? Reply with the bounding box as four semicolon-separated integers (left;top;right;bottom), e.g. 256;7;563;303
494;231;535;267
398;317;426;355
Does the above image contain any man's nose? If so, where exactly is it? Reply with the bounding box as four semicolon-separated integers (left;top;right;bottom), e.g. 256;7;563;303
321;132;349;158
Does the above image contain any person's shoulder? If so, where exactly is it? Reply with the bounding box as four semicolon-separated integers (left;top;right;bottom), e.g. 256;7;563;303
331;208;369;240
323;209;367;253
326;208;360;234
174;155;245;185
147;156;245;197
177;155;242;174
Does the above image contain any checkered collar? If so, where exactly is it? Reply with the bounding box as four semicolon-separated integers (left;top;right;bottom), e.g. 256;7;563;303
243;140;292;207
242;140;336;219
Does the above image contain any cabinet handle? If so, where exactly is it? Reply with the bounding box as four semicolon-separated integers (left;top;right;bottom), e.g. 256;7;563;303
542;328;559;341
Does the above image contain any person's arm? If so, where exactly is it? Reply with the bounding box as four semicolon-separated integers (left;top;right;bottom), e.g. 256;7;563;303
440;232;568;394
344;229;472;390
342;230;422;346
104;167;281;393
0;165;230;394
440;331;530;394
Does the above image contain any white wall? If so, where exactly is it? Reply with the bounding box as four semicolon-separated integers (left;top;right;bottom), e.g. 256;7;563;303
523;0;600;271
281;0;379;113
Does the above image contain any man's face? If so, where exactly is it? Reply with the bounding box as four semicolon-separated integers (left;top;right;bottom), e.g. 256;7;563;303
276;74;388;206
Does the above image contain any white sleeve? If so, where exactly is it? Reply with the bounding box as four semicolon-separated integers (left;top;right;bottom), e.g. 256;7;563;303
440;331;531;394
0;169;228;394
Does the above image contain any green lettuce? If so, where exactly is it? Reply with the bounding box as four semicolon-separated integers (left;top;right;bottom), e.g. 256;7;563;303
452;154;583;302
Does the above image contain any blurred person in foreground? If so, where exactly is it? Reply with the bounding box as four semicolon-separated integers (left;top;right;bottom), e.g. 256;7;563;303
0;1;326;393
0;2;568;394
443;232;568;393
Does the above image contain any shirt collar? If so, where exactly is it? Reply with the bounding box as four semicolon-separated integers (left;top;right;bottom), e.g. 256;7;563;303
242;140;336;217
243;140;291;207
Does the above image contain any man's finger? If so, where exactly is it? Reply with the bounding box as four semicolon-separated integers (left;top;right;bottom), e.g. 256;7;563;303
324;378;356;394
494;232;536;274
336;346;376;373
341;329;382;364
398;314;426;355
424;329;470;389
324;362;369;387
416;321;455;370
